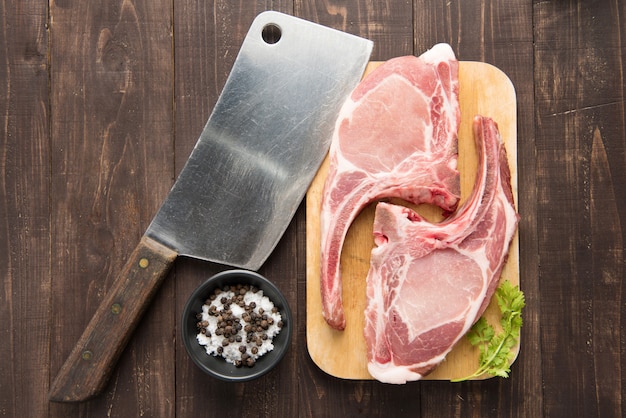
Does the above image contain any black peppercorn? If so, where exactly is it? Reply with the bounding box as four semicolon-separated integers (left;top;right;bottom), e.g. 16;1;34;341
195;282;284;369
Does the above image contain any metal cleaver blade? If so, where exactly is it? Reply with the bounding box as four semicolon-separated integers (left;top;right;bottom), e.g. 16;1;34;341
49;11;372;402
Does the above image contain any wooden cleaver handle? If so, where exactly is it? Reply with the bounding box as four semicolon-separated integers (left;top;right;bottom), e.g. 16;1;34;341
49;235;178;402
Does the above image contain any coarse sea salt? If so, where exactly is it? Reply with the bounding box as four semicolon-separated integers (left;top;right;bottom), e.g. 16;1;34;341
196;288;283;366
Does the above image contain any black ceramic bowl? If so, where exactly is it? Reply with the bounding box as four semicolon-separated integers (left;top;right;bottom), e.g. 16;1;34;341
181;269;292;382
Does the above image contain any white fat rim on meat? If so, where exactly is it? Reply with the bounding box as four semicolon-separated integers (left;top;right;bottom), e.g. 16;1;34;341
367;354;447;384
421;43;456;64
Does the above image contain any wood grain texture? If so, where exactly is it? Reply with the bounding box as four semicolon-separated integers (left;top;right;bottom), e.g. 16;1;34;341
306;60;518;381
294;3;418;417
412;2;539;418
1;0;624;416
48;0;175;414
172;2;299;418
0;0;49;416
534;1;625;417
49;235;177;402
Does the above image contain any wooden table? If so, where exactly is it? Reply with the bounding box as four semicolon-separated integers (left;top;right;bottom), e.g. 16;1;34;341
1;1;623;416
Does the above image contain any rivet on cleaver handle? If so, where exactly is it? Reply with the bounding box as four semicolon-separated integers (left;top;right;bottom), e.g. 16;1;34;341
49;236;176;402
49;11;372;402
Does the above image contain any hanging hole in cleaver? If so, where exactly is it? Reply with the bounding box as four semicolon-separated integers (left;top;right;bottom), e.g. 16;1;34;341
262;23;282;44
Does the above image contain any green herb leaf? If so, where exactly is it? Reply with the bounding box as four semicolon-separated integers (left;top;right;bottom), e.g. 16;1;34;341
466;317;494;347
451;280;525;382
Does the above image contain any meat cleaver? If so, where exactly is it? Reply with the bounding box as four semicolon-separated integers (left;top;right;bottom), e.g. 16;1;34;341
49;11;372;402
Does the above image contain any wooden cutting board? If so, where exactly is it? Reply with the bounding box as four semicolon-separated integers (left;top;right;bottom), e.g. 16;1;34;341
305;61;519;381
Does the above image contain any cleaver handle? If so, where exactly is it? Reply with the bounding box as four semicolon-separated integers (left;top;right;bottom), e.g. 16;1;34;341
49;235;178;402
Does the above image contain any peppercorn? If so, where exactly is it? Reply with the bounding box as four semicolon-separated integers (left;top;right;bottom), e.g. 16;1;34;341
195;283;284;369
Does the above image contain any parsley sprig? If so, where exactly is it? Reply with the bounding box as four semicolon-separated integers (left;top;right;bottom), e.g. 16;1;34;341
451;280;525;382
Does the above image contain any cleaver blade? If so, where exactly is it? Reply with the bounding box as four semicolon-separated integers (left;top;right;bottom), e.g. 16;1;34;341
49;11;372;402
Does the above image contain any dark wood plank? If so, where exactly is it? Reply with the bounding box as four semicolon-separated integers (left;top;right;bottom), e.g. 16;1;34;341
414;1;540;417
4;0;626;416
294;2;418;417
534;1;625;417
295;0;413;59
415;0;542;416
172;2;298;417
0;1;50;416
48;0;175;414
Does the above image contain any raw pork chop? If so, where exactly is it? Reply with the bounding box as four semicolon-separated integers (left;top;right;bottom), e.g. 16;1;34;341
320;44;461;330
364;116;519;384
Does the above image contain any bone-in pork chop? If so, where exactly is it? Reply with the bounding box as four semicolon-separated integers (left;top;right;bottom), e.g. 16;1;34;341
364;116;519;384
319;44;461;330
